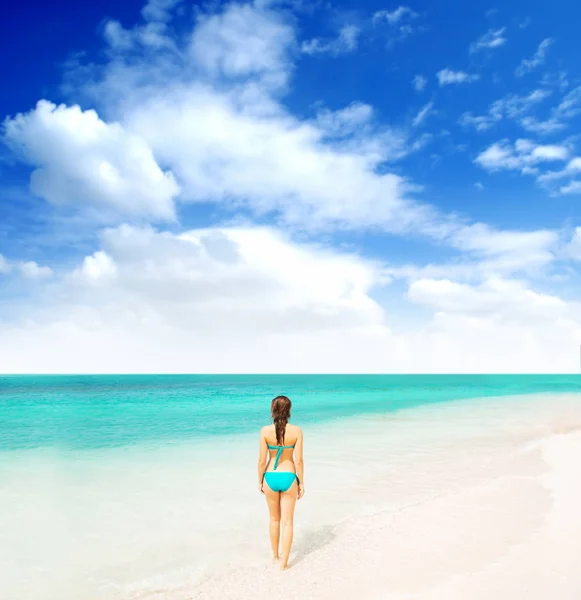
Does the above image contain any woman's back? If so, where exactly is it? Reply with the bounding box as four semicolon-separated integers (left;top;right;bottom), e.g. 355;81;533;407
263;423;300;473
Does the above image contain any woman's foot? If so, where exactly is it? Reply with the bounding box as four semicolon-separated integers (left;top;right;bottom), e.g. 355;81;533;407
280;562;289;571
272;556;280;565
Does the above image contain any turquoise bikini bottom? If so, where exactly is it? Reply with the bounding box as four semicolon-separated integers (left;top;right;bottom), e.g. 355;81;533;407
264;471;299;492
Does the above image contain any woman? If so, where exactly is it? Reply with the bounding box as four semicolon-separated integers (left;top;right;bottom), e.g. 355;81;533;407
258;395;304;570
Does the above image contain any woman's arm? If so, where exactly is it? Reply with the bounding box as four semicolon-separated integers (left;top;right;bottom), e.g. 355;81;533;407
257;427;268;493
294;428;304;499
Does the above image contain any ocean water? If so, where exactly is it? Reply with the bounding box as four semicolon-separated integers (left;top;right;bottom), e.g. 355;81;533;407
1;375;581;600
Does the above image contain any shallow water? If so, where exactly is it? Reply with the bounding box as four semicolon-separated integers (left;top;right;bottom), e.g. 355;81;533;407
1;375;580;599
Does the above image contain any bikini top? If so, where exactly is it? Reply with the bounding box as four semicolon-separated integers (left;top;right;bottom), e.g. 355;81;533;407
267;444;295;470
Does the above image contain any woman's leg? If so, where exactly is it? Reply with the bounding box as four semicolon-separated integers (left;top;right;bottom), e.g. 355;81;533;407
264;484;281;559
279;480;298;570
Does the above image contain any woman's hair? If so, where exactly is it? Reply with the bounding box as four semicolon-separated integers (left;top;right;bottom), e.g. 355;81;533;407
271;395;292;444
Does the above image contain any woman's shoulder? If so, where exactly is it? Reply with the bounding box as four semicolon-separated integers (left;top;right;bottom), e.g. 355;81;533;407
286;423;302;435
260;424;275;436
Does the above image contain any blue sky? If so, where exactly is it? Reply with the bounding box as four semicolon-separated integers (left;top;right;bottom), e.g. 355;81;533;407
1;0;581;373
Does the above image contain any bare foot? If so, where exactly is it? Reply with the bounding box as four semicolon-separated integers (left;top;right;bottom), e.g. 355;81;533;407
280;563;289;571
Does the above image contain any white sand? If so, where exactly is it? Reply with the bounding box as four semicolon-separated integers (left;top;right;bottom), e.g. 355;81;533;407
3;393;580;600
186;395;581;600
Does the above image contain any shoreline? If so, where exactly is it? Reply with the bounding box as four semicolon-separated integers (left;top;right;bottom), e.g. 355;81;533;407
187;395;581;600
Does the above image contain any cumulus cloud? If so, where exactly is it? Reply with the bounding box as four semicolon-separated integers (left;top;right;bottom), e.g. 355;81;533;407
124;84;423;231
469;27;506;53
535;156;581;194
437;69;479;86
190;3;294;81
0;225;396;373
408;277;567;321
515;38;553;77
3;100;179;221
19;261;53;279
3;241;580;373
475;139;569;173
0;256;53;279
301;25;360;56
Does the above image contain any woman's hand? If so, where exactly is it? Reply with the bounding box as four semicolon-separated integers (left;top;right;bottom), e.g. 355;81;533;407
259;482;264;494
297;485;305;500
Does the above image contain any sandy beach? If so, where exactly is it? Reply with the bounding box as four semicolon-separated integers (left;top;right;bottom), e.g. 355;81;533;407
2;389;581;600
185;396;581;600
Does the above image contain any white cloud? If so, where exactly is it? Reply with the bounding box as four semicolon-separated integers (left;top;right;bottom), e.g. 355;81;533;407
19;261;53;279
125;84;425;232
315;102;374;136
85;225;385;327
0;225;397;373
528;155;581;195
541;70;569;92
412;74;427;92
103;18;176;51
475;139;569;173
556;85;581;118
459;89;552;132
437;69;479;86
408;277;567;321
301;25;360;56
469;27;507;53
492;89;551;118
560;181;581;195
3;100;179;221
458;112;500;132
515;38;553;77
372;6;417;25
0;256;53;279
141;0;181;22
372;5;424;47
446;225;557;264
412;101;433;127
75;251;118;283
519;116;566;134
567;227;581;260
463;84;581;136
474;182;484;190
3;225;581;374
190;3;294;82
386;225;559;284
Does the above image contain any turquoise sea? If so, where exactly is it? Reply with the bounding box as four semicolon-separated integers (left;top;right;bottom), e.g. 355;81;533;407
3;374;581;450
1;374;580;600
